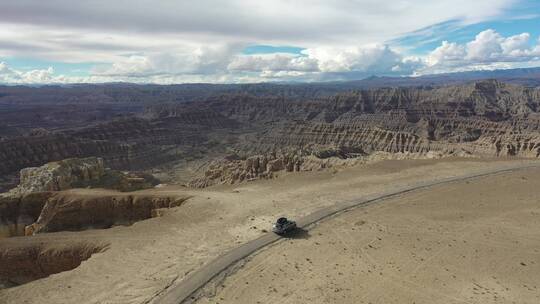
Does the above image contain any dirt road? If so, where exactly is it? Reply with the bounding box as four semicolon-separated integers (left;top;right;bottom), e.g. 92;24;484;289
3;158;539;304
157;163;540;304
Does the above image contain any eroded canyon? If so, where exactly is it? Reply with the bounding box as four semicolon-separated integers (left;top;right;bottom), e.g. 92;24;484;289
2;80;540;191
1;79;540;300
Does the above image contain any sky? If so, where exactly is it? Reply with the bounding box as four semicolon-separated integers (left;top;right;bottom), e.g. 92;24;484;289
0;0;539;84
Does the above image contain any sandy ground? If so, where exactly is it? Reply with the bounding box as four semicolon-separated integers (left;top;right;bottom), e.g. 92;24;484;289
1;158;539;304
196;164;540;304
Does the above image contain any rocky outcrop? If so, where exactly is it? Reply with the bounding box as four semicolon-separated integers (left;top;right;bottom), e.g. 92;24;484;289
1;191;191;237
24;193;191;235
8;158;106;196
188;148;367;187
0;238;107;285
0;114;230;192
186;147;465;188
0;134;132;192
0;192;52;238
5;157;160;198
99;170;161;192
0;157;167;237
188;153;298;188
250;119;540;157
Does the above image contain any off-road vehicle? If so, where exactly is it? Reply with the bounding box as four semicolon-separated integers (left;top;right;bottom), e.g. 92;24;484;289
272;217;297;235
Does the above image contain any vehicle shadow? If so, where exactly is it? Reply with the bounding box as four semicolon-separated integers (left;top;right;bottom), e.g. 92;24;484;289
285;227;311;239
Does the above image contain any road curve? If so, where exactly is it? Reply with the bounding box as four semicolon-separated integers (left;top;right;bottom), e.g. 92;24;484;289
154;162;540;304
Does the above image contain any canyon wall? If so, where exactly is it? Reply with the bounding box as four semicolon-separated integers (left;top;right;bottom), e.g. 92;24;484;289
0;238;107;285
1;80;540;189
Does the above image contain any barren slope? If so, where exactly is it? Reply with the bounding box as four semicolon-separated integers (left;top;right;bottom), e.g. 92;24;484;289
1;158;539;304
195;164;540;304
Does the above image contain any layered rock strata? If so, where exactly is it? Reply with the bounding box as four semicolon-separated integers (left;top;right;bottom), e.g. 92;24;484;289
0;192;52;238
0;192;191;238
2;80;540;190
0;238;107;285
24;192;191;235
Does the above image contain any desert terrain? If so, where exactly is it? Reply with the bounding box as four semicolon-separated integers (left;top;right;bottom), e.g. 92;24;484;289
3;2;540;303
1;79;540;304
194;161;540;304
3;80;540;192
1;158;540;304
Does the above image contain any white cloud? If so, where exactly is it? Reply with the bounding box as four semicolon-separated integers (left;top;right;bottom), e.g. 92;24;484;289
83;44;423;83
2;28;539;84
91;44;242;78
2;21;540;85
0;62;60;84
304;45;419;74
0;62;15;76
427;41;466;66
501;33;531;54
421;29;540;74
22;67;56;83
228;53;319;73
0;0;517;48
466;29;504;61
0;0;519;64
1;0;533;84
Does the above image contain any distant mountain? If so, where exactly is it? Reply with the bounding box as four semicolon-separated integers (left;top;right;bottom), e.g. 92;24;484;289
1;67;540;105
353;67;540;88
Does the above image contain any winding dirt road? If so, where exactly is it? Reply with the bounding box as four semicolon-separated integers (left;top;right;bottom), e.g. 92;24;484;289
154;162;540;304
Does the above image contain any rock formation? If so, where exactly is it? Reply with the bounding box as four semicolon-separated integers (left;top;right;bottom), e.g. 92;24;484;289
0;192;52;238
0;238;107;285
0;157;170;238
24;192;191;235
188;147;374;188
4;157;160;197
8;157;106;195
1;190;191;238
2;80;540;190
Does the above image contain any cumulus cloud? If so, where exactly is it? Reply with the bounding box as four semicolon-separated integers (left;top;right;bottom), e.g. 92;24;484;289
2;28;539;84
225;45;424;81
1;0;534;84
421;29;540;74
501;32;531;55
466;29;505;61
0;0;537;85
427;41;466;66
0;62;15;77
0;62;59;84
228;54;319;73
85;45;418;82
304;45;412;74
92;44;243;78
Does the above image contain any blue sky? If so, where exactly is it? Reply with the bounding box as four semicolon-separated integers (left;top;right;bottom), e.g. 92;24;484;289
0;0;539;83
1;57;96;77
395;14;540;55
242;45;305;56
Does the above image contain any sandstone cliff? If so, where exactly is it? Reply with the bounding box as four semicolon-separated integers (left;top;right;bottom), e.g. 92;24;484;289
0;238;107;285
8;158;106;196
2;80;540;189
0;192;52;238
0;157;167;237
4;157;160;197
178;81;540;186
25;192;191;235
1;190;191;238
